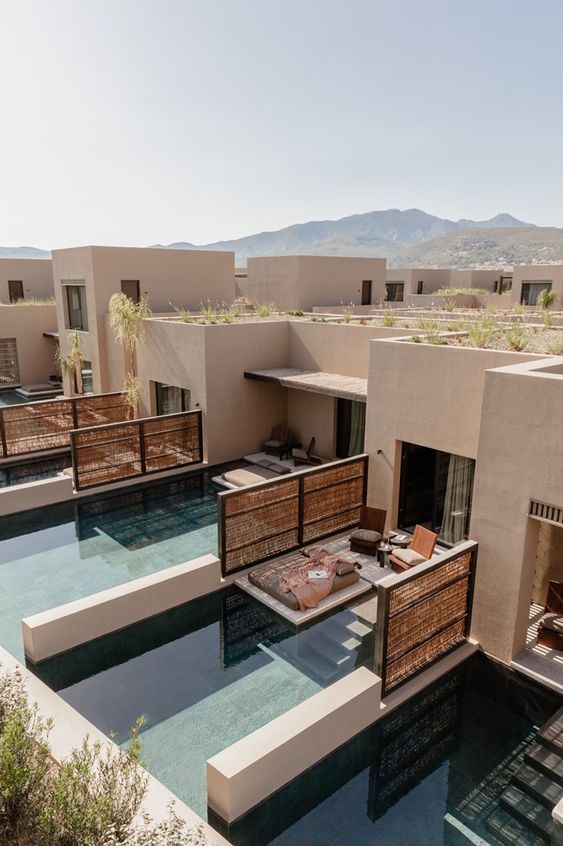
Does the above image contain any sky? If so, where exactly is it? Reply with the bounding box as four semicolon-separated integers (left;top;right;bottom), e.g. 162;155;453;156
1;0;563;249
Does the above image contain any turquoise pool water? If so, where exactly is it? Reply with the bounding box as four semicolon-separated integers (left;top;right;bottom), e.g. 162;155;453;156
222;655;561;846
0;390;28;407
32;588;375;817
0;470;220;660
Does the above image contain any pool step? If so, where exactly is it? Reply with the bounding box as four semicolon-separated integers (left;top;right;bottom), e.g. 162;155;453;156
512;763;563;809
525;742;563;786
345;619;372;638
498;785;552;842
536;706;563;755
486;807;547;846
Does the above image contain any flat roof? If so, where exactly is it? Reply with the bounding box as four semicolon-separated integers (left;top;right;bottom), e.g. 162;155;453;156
244;367;367;402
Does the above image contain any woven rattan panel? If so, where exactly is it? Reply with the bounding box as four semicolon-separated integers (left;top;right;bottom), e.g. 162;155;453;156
385;620;466;692
222;478;300;573
302;457;366;543
387;578;470;661
0;338;19;386
74;393;129;428
389;553;472;615
72;411;202;489
2;400;74;456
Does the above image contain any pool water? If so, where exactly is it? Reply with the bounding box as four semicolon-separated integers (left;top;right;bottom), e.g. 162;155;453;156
32;587;376;817
0;390;29;407
0;469;221;660
0;453;71;487
221;655;561;846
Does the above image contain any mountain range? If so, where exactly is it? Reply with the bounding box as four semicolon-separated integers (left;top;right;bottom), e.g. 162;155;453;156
4;207;563;268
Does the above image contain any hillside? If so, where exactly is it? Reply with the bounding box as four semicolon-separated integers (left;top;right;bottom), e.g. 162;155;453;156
393;226;563;268
157;208;530;264
0;246;50;260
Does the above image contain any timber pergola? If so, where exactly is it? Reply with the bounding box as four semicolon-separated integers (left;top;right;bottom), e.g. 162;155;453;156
244;367;367;403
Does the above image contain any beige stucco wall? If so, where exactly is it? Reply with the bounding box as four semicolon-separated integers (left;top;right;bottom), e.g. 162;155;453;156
0;258;53;302
288;322;414;378
245;256;386;311
0;303;58;384
138;319;289;464
511;264;563;309
364;339;543;527
287;389;336;458
52;246;236;394
470;358;563;663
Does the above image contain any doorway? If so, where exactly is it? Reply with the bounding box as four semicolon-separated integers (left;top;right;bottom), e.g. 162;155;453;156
336;399;366;457
361;280;372;306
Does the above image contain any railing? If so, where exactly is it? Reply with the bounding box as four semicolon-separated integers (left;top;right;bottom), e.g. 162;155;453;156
218;454;368;576
71;409;203;490
0;393;129;458
374;540;478;697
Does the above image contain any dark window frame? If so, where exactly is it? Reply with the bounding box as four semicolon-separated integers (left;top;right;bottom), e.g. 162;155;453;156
64;284;89;331
8;281;24;303
385;282;404;302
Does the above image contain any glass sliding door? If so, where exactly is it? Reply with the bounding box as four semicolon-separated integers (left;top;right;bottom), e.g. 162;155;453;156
155;382;190;415
336;399;366;458
398;442;475;544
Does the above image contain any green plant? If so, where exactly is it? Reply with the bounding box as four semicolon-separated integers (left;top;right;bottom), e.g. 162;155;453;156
433;287;488;297
55;332;86;395
504;325;528;352
287;310;304;317
548;337;563;355
382;313;396;327
466;315;498;348
342;307;352;324
0;668;52;845
103;808;208;846
416;317;447;344
511;304;527;322
442;297;455;312
542;310;554;328
123;374;144;419
199;303;217;324
538;288;555;311
175;307;193;323
256;302;276;317
109;293;152;418
9;296;56;306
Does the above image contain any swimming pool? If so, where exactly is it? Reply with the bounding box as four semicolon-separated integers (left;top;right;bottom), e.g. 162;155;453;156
221;655;561;846
0;469;221;660
32;587;376;817
0;390;28;407
0;453;71;487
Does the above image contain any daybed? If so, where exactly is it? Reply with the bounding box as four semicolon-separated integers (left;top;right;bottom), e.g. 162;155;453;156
221;459;292;489
248;548;360;611
537;580;563;650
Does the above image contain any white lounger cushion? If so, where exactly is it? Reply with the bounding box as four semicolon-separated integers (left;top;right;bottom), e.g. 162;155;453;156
392;548;426;566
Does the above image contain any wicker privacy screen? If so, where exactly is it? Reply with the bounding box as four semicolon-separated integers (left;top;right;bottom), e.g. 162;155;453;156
71;409;203;490
0;392;129;457
375;541;478;696
218;454;368;575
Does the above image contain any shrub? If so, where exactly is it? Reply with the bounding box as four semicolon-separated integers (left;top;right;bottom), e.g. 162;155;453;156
538;288;555;310
442;297;455;312
287;310;304;317
504;325;528;352
548;337;563;355
466;315;498;348
342;307;352;324
175;307;192;323
542;310;554;328
382;313;396;327
199;303;217;324
256;303;276;317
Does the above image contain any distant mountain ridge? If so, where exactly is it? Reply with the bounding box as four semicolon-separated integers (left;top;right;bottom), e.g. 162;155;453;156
154;208;532;264
4;207;561;268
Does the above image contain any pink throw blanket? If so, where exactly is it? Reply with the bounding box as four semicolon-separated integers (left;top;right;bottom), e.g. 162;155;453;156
279;548;341;611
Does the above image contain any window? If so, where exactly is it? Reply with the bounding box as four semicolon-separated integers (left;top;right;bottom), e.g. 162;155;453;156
361;280;372;306
0;338;20;386
385;282;404;302
155;382;190;415
64;284;88;331
81;360;93;394
398;442;475;545
336;399;366;458
121;280;140;303
521;281;552;306
8;281;23;303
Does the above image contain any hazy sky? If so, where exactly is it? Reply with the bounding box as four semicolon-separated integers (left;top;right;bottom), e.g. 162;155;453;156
1;0;562;248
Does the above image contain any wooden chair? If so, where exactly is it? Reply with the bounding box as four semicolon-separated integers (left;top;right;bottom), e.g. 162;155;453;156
349;507;387;556
389;525;438;573
292;437;322;466
264;424;291;459
537;581;563;650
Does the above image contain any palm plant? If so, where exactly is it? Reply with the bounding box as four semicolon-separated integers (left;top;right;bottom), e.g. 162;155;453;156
109;293;152;418
538;288;555;311
55;332;85;395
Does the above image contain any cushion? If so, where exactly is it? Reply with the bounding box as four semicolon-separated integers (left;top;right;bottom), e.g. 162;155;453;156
336;560;356;576
392;548;426;566
270;463;291;475
350;529;383;544
292;448;308;460
264;439;285;449
222;467;276;487
539;613;563;633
